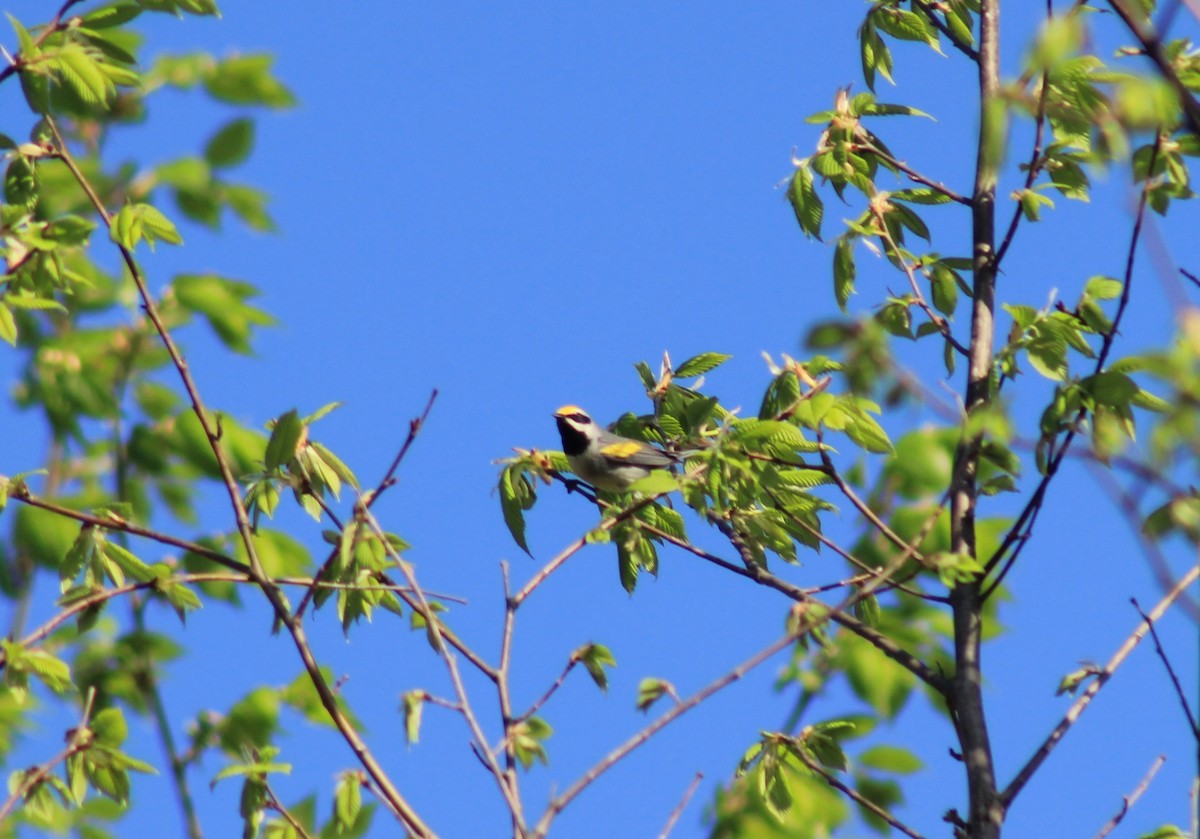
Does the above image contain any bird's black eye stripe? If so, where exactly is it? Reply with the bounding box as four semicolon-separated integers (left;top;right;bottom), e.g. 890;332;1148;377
571;413;592;424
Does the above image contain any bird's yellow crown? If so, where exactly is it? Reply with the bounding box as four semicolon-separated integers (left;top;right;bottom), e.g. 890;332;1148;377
554;405;587;417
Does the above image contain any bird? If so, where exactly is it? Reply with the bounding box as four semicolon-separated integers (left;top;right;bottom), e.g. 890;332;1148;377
553;405;682;492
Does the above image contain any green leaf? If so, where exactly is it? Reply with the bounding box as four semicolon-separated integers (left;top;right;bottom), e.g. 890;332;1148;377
205;118;255;168
334;772;363;832
511;717;552;770
628;470;678;495
21;648;73;693
675;352;732;378
90;707;128;748
857;745;923;774
873;7;938;47
82;3;143;29
788;163;823;240
205;55;296;108
4;156;38;207
833;237;856;312
575;643;616;692
401;691;424;745
499;464;533;555
1083;275;1122;300
636;677;674;712
174;274;274;353
264;409;303;471
0;304;16;346
55;44;113;105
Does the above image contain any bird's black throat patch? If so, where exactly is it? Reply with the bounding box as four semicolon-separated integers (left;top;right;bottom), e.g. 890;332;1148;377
556;417;589;456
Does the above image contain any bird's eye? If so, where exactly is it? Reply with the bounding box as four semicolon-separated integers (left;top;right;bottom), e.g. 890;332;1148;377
572;413;591;424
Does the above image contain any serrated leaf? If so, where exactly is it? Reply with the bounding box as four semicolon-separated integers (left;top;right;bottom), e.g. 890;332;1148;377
675;351;732;378
788;164;823;240
834;237;856;311
401;691;424;745
576;643;616;692
264;409;303;471
0;304;16;345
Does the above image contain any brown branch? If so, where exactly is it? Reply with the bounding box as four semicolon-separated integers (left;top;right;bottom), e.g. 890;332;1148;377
1131;598;1200;740
631;507;946;691
1091;755;1167;839
513;658;578;725
296;390;437;619
656;772;703;839
912;0;981;61
10;488;249;574
362;511;525;830
994;55;1051;269
1108;0;1200;139
856;141;972;205
0;0;87;86
982;134;1163;601
797;749;927;839
999;561;1199;809
45;116;433;837
529;632;800;839
947;0;1003;833
0;688;95;823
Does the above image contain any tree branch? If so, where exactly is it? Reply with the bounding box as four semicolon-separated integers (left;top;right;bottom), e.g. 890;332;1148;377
999;562;1199;809
46;116;433;837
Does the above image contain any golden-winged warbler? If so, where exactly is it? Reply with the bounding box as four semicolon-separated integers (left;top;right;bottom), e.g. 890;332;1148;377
553;405;682;492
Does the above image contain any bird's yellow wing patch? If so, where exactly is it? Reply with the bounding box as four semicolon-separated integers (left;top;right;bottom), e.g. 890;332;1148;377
600;441;644;458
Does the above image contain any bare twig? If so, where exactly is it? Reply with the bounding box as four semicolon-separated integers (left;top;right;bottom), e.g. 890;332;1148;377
514;658;578;724
856;140;972;205
994;32;1052;271
1131;598;1200;740
797;749;927;839
529;632;799;839
656;772;703;839
10;488;250;574
264;782;315;839
1091;755;1167;839
362;511;525;830
1000;562;1200;808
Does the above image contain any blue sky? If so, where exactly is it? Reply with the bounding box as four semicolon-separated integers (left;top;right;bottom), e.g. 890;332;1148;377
2;2;1197;837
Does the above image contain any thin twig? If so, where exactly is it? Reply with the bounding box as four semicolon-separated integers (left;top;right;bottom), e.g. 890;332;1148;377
46;116;432;837
0;688;96;823
994;45;1052;269
362;511;526;830
264;782;315;839
797;749;927;839
0;0;87;85
514;658;578;724
983;134;1163;601
529;632;799;839
856;141;972;205
1000;562;1199;809
1131;598;1200;740
10;488;250;574
1091;754;1167;839
296;391;437;618
1108;0;1200;139
912;0;981;60
656;772;703;839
